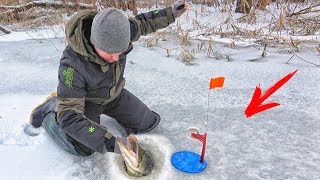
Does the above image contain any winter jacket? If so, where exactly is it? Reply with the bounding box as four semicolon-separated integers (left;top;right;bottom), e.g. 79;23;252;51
56;8;175;154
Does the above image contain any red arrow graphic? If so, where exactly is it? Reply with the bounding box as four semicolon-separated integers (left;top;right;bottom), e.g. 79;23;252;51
245;70;298;118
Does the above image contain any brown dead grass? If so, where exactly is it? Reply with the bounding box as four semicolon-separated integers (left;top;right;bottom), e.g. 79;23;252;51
1;0;23;6
1;0;319;64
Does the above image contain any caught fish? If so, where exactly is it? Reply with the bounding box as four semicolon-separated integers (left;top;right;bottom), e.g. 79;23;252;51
117;134;154;177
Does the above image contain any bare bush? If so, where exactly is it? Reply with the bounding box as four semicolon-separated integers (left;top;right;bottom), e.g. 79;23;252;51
177;47;196;65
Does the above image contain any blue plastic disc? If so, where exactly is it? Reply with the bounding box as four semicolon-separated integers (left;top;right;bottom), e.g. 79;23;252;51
171;151;207;173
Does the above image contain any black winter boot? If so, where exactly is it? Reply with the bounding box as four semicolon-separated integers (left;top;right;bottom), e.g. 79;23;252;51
29;92;57;128
26;93;91;156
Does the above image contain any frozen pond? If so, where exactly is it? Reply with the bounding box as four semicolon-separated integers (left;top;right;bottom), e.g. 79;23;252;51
0;38;319;179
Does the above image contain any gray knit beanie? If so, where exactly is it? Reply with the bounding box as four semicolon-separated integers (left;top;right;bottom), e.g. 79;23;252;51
90;8;130;53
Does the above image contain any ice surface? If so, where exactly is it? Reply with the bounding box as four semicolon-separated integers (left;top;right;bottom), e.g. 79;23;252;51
0;37;319;179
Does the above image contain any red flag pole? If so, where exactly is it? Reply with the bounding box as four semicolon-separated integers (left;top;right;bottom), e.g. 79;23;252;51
188;77;223;163
192;132;207;162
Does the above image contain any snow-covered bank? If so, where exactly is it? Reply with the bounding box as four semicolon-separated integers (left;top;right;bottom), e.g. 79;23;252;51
0;27;64;42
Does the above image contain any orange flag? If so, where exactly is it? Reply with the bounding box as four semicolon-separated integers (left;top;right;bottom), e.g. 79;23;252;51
209;77;225;90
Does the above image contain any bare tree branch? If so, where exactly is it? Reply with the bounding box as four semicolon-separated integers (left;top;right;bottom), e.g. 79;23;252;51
286;54;320;67
288;3;320;17
0;1;94;12
0;25;12;34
